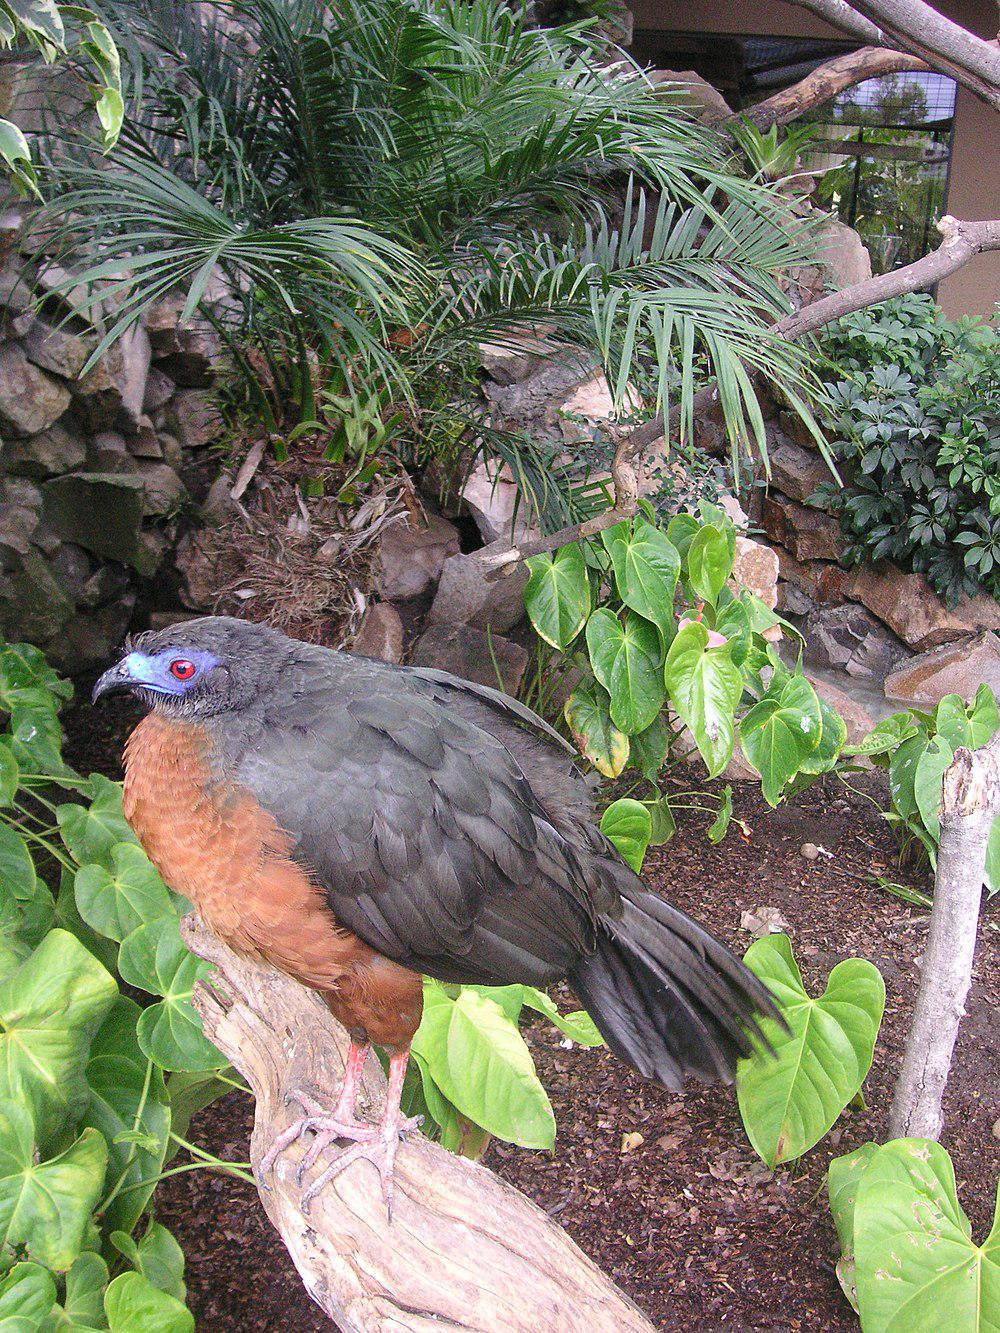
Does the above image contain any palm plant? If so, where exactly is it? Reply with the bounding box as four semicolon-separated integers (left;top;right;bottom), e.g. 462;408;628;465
42;0;824;522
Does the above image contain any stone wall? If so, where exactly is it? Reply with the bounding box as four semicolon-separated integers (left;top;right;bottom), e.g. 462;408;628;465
0;225;223;669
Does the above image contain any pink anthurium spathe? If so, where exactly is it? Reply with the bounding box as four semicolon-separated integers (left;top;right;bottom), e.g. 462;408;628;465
678;612;728;649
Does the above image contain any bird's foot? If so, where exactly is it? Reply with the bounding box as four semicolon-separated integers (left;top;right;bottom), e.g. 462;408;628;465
299;1108;422;1218
258;1088;378;1182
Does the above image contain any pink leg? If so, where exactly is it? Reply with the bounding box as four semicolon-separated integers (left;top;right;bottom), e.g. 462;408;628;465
300;1048;421;1218
259;1040;378;1181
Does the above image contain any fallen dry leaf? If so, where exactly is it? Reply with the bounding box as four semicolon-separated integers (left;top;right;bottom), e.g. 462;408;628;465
740;905;791;938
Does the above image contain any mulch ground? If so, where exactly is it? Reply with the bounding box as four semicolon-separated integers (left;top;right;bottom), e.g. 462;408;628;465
66;699;1000;1332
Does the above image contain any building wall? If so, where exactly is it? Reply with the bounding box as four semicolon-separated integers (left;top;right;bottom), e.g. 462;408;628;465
630;0;1000;319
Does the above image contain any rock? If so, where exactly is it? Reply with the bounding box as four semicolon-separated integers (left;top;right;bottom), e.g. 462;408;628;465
0;476;42;561
800;843;821;861
647;69;733;122
427;550;529;634
554;371;639;441
35;262;104;322
763;493;843;562
848;565;1000;651
155;327;220;387
1;421;87;478
478;330;556;386
41;472;146;562
815;217;873;289
732;535;778;609
22;320;92;381
350;602;404;663
807;674;876;747
200;473;237;525
0;546;75;645
72;326;152;436
147;610;203;632
485;352;597;425
740;905;792;936
775;547;853;607
127;417;164;460
0;266;33;317
50;542;96;603
884;632;1000;705
0;345;71;437
165;389;223;449
0;209;22;263
174;528;218;608
768;437;830;504
143;367;175;414
131;528;169;579
459;460;535;545
58;596;137;671
804;604;910;681
134;461;187;517
376;514;461;601
411;622;529;694
718;493;749;530
88;430;131;472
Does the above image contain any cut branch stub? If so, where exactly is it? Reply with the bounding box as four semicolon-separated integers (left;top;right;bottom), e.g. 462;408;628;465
179;914;655;1333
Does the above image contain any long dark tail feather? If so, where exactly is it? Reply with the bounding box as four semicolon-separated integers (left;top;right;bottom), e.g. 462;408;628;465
569;886;782;1091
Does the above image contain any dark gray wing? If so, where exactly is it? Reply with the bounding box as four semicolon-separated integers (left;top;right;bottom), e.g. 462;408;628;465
235;656;627;986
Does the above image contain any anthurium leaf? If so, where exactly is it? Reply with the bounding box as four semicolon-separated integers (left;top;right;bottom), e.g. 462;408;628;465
739;675;823;806
798;693;848;778
56;1251;110;1330
844;712;920;760
645;794;676;845
0;875;54;973
827;1143;879;1316
600;797;651;873
715;597;751;667
563;682;629;778
933;694;973;750
686;523;732;606
0;1099;107;1273
4;687;65;774
631;715;669;781
57;778;139;870
0;1261;57;1328
967;684;1000;749
519;987;604;1047
462;984;525;1025
75;844;175;942
104;1273;192;1333
411;986;555;1149
666;513;699;564
602;518;680;637
523;544;590;649
985;816;1000;897
0;641;71;701
0;821;36;899
0;929;116;1147
854;1138;1000;1333
118;922;222;1073
914;735;954;841
887;733;928;820
707;785;733;844
736;934;884;1167
0;744;17;806
664;619;742;778
585;608;664;735
84;998;169;1235
111;1222;185;1304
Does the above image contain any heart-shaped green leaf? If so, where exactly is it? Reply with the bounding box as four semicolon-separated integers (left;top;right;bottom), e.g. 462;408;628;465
737;934;884;1167
967;683;1000;748
0;1099;108;1272
412;984;555;1149
524;544;590;649
57;778;139;870
585;608;664;735
664;619;743;777
75;844;175;943
0;929;117;1147
0;822;35;899
630;715;668;781
104;1272;192;1333
600;797;651;872
519;988;605;1047
888;733;927;820
798;693;847;777
707;785;733;843
686;523;732;606
739;675;822;806
854;1139;1000;1332
914;734;954;841
0;1261;58;1328
111;1222;186;1304
827;1143;879;1314
118;922;222;1072
84;997;170;1235
933;695;974;750
564;682;629;778
3;686;65;775
0;743;17;807
602;518;680;637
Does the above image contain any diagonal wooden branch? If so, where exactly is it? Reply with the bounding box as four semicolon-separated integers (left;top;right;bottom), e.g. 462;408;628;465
745;47;935;130
476;215;1000;578
888;733;1000;1139
179;914;655;1333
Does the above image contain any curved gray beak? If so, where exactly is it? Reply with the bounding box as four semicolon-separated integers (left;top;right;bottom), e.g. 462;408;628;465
92;659;135;704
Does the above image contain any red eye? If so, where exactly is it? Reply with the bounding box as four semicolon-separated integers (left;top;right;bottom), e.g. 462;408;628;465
169;659;196;681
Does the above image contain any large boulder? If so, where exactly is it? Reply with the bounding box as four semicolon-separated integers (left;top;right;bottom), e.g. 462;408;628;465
0;476;41;562
1;421;87;479
427;550;528;634
803;604;910;681
22;320;92;381
768;437;830;505
459;460;535;545
72;325;151;435
0;345;71;437
41;472;146;563
848;565;1000;650
0;546;75;645
376;514;461;601
763;493;843;562
775;547;854;608
732;535;778;609
411;622;529;694
884;632;1000;704
350;602;404;664
165;389;223;449
647;69;733;123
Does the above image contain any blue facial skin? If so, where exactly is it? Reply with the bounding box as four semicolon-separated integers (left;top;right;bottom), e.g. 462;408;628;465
122;649;218;696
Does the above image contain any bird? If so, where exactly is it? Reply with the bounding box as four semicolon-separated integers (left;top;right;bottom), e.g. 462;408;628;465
93;614;778;1212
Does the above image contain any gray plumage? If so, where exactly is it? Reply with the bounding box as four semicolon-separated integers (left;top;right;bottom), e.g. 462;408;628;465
125;616;778;1089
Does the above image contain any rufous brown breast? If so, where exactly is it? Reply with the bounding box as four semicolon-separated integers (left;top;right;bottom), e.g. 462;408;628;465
121;712;422;1049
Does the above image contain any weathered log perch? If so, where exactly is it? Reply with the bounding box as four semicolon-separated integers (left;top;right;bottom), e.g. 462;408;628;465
179;914;655;1333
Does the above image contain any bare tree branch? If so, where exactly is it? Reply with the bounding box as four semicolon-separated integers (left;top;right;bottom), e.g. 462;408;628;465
180;914;656;1333
746;47;932;129
888;734;1000;1139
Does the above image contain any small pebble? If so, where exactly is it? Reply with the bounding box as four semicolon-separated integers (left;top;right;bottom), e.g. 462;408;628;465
800;842;821;861
992;1118;1000;1141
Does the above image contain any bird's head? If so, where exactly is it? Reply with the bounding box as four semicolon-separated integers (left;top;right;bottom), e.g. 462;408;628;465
92;616;292;718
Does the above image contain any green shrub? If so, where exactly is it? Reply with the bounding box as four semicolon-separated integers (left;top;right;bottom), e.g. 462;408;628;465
819;296;1000;606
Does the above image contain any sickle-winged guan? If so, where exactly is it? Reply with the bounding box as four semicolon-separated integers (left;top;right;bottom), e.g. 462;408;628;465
94;615;776;1210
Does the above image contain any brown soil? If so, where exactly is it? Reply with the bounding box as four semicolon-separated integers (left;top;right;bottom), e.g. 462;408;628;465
65;699;999;1332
